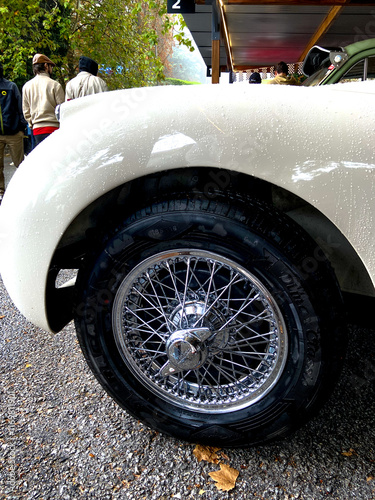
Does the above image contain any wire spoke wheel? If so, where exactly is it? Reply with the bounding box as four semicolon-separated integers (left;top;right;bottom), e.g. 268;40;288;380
75;198;346;446
112;249;288;412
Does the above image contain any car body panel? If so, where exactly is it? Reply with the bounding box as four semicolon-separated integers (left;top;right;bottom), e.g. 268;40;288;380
0;82;375;332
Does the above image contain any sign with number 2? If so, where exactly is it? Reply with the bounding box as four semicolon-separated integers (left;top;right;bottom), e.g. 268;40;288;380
167;0;195;14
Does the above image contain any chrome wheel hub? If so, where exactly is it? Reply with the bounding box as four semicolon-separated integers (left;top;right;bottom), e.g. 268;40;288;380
113;249;288;413
164;327;211;374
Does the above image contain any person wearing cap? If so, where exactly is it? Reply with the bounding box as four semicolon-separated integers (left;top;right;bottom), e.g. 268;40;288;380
249;72;262;84
269;61;300;86
22;54;65;146
65;56;108;101
0;64;27;204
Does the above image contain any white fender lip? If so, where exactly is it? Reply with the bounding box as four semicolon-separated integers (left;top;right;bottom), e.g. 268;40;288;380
1;82;375;332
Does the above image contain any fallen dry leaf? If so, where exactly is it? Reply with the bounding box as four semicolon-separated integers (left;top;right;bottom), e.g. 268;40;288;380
209;463;239;491
342;448;356;457
193;445;221;464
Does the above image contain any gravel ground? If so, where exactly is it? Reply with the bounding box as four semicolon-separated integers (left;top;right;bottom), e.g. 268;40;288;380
2;273;375;500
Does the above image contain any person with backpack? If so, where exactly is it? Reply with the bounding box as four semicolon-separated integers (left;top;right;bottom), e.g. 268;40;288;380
0;63;27;204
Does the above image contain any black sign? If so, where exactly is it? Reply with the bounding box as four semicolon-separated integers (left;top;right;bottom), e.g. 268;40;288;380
167;0;195;14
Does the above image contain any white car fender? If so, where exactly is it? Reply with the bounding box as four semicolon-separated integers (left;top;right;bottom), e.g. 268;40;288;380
0;83;375;331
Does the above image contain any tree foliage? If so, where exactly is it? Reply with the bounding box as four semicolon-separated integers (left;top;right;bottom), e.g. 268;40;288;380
0;0;71;87
0;0;194;89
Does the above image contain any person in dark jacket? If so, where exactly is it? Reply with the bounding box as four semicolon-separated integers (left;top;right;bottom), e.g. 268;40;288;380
0;64;27;203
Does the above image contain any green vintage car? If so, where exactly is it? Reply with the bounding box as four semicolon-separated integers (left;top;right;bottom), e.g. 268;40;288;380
303;38;375;86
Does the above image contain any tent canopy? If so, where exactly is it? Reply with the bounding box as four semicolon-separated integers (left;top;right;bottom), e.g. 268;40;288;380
182;1;375;72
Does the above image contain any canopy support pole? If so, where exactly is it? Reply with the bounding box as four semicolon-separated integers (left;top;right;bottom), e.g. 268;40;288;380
211;0;221;83
212;40;220;83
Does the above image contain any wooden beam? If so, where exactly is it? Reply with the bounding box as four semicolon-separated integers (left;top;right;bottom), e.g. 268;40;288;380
235;65;272;71
217;0;234;71
228;0;348;4
299;4;344;61
212;39;220;83
196;0;351;4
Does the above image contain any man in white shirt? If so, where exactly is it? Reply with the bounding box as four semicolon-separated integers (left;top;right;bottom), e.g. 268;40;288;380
22;54;65;146
65;56;108;101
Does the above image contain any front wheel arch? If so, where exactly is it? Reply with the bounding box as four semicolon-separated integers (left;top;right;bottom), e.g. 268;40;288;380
73;197;347;446
48;168;373;333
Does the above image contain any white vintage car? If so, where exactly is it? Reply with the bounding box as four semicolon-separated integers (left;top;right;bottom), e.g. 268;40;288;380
1;81;374;447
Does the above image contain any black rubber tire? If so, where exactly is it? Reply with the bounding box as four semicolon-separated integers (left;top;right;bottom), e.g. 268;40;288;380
74;198;347;447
